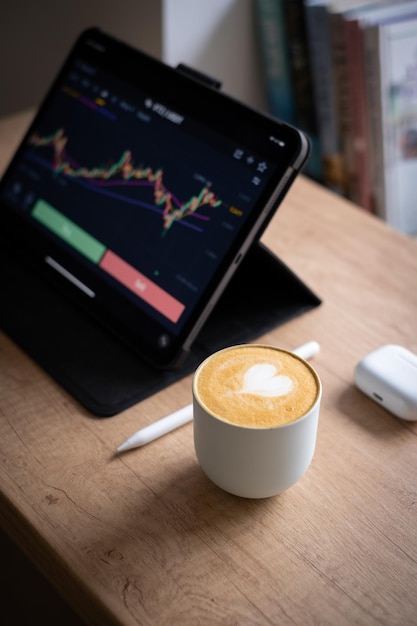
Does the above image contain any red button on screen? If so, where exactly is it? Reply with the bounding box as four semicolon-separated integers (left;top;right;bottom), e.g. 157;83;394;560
100;250;185;324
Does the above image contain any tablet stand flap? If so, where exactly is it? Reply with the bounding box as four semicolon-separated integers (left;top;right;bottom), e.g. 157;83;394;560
0;242;321;416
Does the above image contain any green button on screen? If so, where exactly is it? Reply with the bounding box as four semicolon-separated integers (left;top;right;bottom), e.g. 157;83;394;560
32;199;106;264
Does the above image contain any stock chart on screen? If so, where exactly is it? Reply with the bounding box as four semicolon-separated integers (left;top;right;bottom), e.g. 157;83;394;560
2;57;271;329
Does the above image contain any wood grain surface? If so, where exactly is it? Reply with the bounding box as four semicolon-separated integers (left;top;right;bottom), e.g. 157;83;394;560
1;111;416;625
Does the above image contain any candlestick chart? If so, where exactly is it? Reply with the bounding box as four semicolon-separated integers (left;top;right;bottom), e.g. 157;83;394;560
28;128;223;235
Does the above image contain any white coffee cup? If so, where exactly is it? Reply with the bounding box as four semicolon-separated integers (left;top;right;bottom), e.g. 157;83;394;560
192;344;322;498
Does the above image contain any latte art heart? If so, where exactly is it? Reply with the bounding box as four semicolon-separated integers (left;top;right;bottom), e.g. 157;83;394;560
195;345;319;427
238;363;293;398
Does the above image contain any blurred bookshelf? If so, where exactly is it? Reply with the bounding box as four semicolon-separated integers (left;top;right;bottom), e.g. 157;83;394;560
255;0;417;236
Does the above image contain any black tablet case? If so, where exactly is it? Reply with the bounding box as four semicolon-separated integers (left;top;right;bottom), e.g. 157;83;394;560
0;241;320;416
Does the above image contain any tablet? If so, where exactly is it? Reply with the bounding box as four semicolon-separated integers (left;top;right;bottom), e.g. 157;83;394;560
0;28;310;369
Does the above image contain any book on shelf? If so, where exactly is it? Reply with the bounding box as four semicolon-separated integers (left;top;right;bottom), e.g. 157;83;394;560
255;0;323;182
304;1;344;194
343;17;374;211
255;0;295;125
363;8;417;235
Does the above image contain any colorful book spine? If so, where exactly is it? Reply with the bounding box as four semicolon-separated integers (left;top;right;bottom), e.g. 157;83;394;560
362;21;385;219
255;0;295;124
304;2;344;192
343;17;373;211
329;9;352;199
282;0;323;182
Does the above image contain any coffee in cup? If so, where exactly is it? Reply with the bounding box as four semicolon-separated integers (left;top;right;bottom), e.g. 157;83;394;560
193;344;321;498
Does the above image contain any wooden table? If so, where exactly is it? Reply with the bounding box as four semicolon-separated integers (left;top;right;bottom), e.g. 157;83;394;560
1;111;417;626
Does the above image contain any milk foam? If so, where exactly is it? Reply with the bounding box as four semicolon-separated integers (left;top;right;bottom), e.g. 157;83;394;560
195;345;319;428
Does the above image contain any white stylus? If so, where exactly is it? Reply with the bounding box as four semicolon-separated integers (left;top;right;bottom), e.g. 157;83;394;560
116;341;320;453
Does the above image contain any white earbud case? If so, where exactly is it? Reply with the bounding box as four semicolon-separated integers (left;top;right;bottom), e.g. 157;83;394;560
355;344;417;421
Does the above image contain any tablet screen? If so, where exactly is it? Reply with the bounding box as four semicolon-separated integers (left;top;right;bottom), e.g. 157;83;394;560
0;29;309;367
